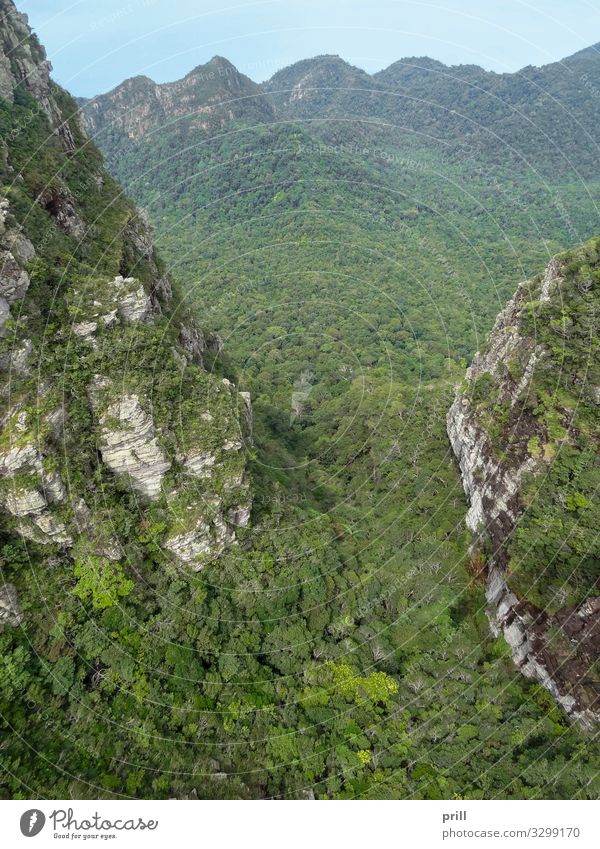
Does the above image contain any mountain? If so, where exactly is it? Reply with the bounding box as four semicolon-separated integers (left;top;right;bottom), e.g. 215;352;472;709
262;54;376;117
1;0;600;801
265;50;600;178
0;4;251;570
80;56;273;143
448;240;600;726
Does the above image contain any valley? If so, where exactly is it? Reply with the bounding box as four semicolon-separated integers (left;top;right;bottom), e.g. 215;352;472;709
0;0;598;801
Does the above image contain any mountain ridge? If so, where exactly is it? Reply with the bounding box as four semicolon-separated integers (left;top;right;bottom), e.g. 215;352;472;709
80;41;600;180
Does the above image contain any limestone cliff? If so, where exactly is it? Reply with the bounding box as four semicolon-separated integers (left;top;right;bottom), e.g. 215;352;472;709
448;243;600;726
0;0;252;628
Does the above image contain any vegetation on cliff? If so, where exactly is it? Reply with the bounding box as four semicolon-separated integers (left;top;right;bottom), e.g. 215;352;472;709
0;0;598;801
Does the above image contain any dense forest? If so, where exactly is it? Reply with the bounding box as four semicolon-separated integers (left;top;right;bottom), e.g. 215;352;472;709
0;0;599;800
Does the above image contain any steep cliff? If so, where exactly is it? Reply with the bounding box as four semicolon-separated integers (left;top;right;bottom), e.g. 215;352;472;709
0;0;251;624
448;241;600;726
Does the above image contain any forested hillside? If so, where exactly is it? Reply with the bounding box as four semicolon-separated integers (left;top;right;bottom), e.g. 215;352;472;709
0;0;598;801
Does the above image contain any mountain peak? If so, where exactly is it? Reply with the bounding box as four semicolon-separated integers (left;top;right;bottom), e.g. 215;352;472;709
183;54;239;81
80;54;273;142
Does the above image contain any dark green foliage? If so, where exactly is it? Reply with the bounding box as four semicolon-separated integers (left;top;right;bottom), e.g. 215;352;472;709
1;18;600;802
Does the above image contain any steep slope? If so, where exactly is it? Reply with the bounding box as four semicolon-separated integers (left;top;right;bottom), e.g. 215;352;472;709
267;50;600;179
80;56;273;144
0;1;251;582
448;239;600;725
2;1;600;801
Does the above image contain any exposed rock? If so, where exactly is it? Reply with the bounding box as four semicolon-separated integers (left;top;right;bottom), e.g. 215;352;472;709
4;486;46;516
164;519;215;566
0;441;38;475
110;275;153;323
239;391;253;446
206;332;224;354
178;322;205;364
0;199;8;235
182;451;216;479
0;200;34;341
1;336;32;375
38;186;85;239
0;582;22;629
0;455;69;538
447;394;536;535
72;320;98;340
539;257;562;302
0;0;61;125
447;252;600;727
0;249;29;302
96;392;171;500
100;309;118;328
228;502;251;528
150;274;172;313
4;230;35;264
125;208;156;260
0;295;8;335
79;56;274;143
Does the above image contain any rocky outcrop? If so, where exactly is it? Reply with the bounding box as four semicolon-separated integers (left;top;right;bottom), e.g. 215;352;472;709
0;248;29;303
110;275;153;323
165;487;251;570
239;391;253;446
79;56;274;143
0;581;22;629
0;198;34;346
0;0;58;122
447;393;536;539
94;390;171;500
448;253;600;727
0;2;253;624
0;406;72;545
38;186;85;239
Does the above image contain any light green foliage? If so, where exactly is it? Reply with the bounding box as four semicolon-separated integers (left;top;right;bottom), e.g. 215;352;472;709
1;21;600;803
72;555;133;610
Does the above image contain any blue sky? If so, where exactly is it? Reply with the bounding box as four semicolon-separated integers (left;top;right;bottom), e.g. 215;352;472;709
19;0;600;97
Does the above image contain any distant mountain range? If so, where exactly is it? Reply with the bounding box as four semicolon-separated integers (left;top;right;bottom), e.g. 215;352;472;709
81;45;600;176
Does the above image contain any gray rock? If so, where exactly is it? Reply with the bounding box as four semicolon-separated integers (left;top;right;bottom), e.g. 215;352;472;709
182;451;216;478
0;295;9;336
164;520;214;566
72;320;98;339
0;583;23;629
4;487;47;517
110;276;153;323
4;231;35;264
447;252;600;727
239;391;253;445
97;393;171;500
38;186;85;239
0;249;29;303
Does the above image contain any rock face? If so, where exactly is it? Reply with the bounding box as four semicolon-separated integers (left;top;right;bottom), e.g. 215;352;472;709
110;275;153;323
0;582;22;629
94;391;171;500
0;198;34;342
447;250;600;727
0;0;253;626
0;406;72;545
0;0;60;124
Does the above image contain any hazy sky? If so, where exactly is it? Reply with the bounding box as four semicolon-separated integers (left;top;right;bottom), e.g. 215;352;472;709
19;0;600;97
